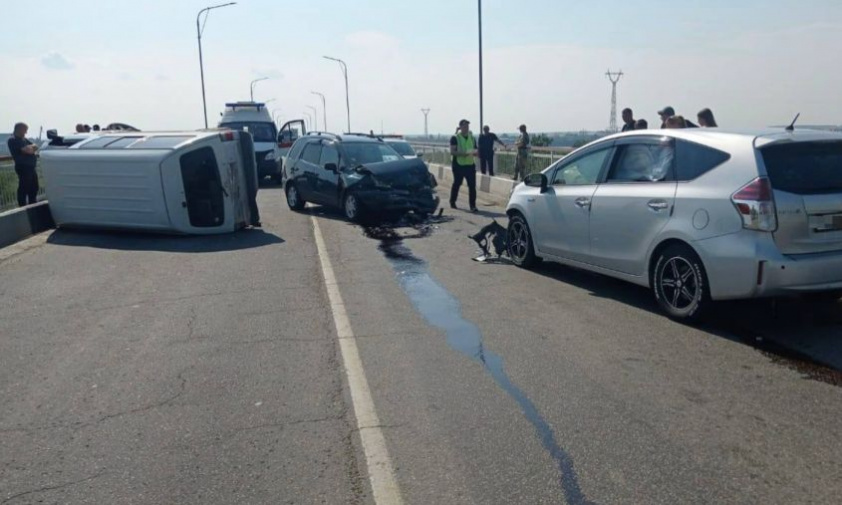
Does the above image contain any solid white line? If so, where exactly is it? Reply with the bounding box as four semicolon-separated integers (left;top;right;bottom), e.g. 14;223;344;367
311;216;404;505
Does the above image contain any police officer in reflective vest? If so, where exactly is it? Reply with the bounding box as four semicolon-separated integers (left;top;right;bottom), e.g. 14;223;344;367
449;119;478;212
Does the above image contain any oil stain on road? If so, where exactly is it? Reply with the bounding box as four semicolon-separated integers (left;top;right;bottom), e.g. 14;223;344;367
363;219;595;505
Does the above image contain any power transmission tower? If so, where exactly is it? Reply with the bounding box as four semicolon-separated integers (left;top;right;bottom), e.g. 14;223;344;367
421;108;431;138
606;69;623;132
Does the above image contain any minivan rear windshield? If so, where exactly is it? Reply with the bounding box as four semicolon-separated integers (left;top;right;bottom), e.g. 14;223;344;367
220;122;277;143
761;141;842;195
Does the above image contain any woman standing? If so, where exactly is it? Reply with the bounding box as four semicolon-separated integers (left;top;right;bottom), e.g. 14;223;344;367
697;108;719;127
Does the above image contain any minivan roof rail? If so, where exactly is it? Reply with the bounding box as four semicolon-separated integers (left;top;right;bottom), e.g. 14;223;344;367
305;131;343;141
344;132;386;141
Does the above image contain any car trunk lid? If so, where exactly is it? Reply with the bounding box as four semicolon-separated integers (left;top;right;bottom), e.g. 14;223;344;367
760;140;842;255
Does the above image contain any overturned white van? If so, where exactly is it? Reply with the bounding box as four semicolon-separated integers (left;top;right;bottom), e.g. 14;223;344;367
39;130;261;234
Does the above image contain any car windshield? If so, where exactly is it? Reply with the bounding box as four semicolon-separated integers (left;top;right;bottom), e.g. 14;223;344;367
342;142;403;165
219;122;277;143
388;141;416;156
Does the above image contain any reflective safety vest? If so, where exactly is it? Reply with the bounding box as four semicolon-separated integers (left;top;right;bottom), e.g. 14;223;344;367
454;133;475;166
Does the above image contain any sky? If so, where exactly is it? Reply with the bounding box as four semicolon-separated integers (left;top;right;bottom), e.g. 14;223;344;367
1;0;841;136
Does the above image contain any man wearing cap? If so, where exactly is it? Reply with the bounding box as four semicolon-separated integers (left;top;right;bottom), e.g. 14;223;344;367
658;106;675;129
449;119;478;212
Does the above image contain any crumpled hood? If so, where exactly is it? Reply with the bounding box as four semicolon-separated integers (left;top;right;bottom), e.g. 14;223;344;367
355;158;428;177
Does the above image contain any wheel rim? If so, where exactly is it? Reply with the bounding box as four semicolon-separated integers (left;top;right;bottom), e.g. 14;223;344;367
508;220;529;261
660;257;699;310
345;195;358;219
287;186;298;207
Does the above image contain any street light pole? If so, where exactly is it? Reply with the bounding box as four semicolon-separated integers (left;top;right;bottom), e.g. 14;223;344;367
323;56;350;133
272;108;283;126
478;0;484;131
307;106;319;131
197;2;237;129
303;112;313;131
250;77;269;102
311;91;327;132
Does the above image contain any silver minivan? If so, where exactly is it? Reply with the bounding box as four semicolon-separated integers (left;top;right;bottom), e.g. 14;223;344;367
506;128;842;320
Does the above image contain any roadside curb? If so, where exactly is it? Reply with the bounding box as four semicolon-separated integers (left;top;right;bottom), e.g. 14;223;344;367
428;163;517;202
0;201;55;249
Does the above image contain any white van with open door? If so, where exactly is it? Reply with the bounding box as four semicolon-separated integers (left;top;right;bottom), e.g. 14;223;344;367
277;119;307;171
219;102;282;183
40;130;261;234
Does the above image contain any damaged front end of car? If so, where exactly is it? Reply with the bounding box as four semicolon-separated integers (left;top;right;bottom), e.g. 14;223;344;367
345;158;440;216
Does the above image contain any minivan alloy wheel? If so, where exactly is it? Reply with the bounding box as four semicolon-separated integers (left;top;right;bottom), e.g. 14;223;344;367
653;244;709;320
659;257;700;310
506;214;539;268
509;221;529;261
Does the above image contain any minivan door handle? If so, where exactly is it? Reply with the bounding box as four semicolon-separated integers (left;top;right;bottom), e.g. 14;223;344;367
574;197;591;209
647;199;669;211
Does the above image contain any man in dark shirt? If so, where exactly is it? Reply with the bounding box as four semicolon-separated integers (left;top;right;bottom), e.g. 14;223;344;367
621;108;636;132
7;122;39;207
477;125;507;176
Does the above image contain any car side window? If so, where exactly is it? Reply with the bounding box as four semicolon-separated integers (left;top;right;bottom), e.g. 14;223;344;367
301;143;322;165
287;139;306;160
320;143;340;168
675;139;730;181
551;148;610;186
607;141;675;183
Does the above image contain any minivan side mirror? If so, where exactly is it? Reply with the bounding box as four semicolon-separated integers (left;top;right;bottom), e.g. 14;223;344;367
324;162;338;173
524;173;548;193
46;129;58;140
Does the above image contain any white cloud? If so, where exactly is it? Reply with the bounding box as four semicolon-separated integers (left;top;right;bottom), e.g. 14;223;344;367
40;52;74;71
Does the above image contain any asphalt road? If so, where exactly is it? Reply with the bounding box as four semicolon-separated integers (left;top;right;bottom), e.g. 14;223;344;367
1;184;841;504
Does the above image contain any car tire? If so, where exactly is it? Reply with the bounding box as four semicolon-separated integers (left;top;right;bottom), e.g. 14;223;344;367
652;244;710;321
343;192;364;222
285;183;305;211
507;213;539;268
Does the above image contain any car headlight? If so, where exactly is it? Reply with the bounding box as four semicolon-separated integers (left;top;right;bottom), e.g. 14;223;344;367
264;151;277;161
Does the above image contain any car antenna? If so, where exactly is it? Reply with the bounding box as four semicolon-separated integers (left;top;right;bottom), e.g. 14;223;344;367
785;113;800;132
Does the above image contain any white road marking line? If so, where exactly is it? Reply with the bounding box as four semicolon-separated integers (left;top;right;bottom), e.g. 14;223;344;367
311;216;404;505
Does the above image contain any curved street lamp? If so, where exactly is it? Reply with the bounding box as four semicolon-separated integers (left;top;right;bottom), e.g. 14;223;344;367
197;2;237;128
272;108;283;125
250;77;269;101
323;56;350;133
307;105;319;131
311;91;327;132
303;112;313;131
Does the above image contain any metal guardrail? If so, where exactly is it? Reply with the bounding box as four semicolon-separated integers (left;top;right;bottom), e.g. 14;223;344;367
410;142;572;180
0;162;47;213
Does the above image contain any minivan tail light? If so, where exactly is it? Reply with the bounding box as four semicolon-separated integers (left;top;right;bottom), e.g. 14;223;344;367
732;177;777;232
219;131;235;142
